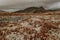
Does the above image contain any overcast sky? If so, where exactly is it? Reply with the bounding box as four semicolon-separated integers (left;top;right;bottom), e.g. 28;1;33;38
0;0;60;12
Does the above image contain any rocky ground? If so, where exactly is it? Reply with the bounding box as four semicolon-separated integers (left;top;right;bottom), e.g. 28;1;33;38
0;7;60;40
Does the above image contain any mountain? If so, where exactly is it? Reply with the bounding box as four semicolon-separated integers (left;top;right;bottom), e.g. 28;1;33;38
14;7;46;13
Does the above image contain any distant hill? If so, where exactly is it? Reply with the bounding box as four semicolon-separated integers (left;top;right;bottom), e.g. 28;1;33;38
0;10;6;12
14;7;46;13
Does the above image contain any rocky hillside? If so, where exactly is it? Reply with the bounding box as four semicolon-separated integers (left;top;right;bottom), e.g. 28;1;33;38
13;7;60;13
13;7;46;13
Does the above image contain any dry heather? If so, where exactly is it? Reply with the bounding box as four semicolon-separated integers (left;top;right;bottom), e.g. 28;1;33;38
0;9;60;40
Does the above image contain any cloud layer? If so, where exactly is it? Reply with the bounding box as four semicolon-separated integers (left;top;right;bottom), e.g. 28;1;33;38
0;0;60;12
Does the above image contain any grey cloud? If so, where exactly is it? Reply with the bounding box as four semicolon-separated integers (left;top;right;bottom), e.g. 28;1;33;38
0;0;60;12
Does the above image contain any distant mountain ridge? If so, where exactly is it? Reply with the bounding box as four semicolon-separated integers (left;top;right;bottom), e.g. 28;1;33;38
0;7;60;13
14;7;46;13
14;7;60;13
